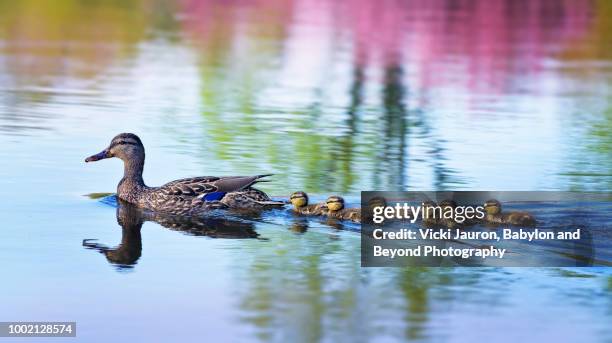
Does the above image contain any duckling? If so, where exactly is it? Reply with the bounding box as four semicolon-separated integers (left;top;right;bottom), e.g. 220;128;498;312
367;196;387;209
324;195;361;223
421;200;439;226
484;199;536;226
363;196;387;224
289;191;327;215
438;199;462;229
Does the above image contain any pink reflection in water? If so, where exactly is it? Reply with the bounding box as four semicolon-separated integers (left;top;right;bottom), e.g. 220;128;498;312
179;0;594;95
344;0;593;94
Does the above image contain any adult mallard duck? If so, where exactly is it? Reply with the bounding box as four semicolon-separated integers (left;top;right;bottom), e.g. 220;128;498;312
324;195;361;223
85;133;284;215
483;199;536;226
289;191;327;215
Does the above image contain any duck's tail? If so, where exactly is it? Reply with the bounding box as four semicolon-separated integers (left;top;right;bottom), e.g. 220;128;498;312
243;174;275;190
252;174;273;183
252;175;284;207
214;174;274;193
256;200;286;207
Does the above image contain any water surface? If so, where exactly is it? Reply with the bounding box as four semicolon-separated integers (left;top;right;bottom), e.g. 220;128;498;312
0;1;611;342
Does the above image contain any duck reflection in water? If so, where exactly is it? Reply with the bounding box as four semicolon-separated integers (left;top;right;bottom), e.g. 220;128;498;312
83;198;259;269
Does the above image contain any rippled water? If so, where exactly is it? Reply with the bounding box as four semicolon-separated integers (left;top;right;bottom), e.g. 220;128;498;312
0;0;610;342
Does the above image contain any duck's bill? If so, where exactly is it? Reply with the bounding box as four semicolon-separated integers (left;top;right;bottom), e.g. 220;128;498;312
85;150;110;162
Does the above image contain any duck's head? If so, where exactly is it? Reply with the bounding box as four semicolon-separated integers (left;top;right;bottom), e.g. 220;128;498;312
324;195;345;212
290;191;309;208
85;133;144;163
484;199;502;215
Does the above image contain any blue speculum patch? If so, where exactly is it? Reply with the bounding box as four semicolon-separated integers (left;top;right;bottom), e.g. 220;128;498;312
203;192;226;201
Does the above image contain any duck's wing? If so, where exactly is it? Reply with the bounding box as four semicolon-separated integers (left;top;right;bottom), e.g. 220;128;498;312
158;174;272;197
158;176;220;196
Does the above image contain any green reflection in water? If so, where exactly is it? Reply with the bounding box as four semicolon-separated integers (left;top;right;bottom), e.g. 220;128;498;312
0;1;611;341
561;99;612;190
0;0;149;80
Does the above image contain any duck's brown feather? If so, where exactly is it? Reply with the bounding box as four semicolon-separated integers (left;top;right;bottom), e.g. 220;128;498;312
119;175;279;215
158;175;271;197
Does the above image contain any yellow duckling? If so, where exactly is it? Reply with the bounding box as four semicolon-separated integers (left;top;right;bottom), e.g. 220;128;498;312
289;191;327;215
324;195;361;223
484;199;536;226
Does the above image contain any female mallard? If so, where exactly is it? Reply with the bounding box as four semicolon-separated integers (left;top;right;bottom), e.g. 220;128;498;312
85;133;284;215
324;195;361;223
289;191;327;215
483;199;536;226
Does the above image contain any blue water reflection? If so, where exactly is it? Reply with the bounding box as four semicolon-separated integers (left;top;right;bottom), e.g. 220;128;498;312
0;0;610;342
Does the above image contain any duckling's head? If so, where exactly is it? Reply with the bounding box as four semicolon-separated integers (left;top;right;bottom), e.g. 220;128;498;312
325;195;345;212
484;199;502;215
290;191;309;208
85;133;145;163
367;196;387;209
